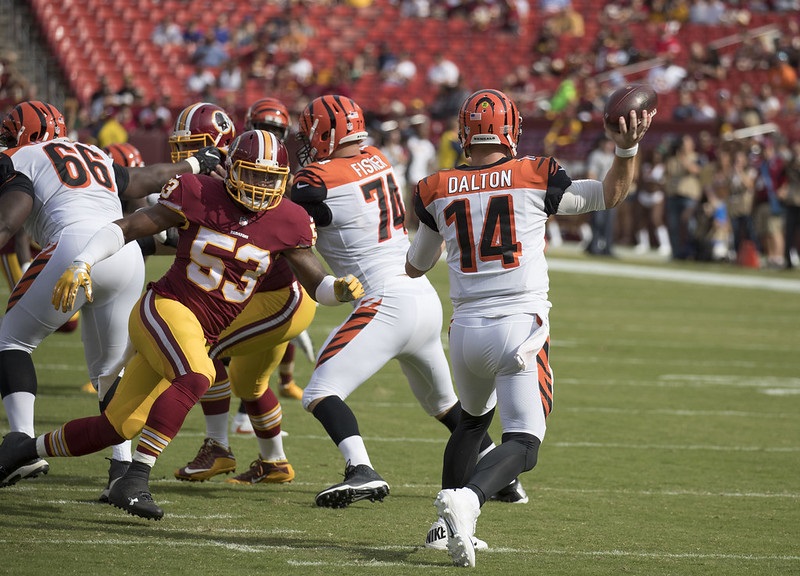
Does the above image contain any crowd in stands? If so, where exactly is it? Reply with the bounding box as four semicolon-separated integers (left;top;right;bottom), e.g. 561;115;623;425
2;0;800;269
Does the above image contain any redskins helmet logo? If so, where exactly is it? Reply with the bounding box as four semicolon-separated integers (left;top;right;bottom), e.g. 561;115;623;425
213;111;232;136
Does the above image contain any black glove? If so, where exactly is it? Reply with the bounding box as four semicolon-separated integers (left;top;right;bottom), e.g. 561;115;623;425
192;146;223;175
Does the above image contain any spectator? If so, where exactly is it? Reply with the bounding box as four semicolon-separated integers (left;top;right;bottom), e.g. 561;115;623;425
664;134;703;260
89;78;114;122
383;51;417;86
634;144;671;256
753;138;787;268
286;50;314;87
218;59;244;91
182;19;204;48
427;52;461;89
647;50;688;94
186;64;217;95
779;140;800;268
672;89;699;121
437;116;465;169
405;114;437;229
192;31;230;68
116;74;142;107
725;146;759;262
575;76;605;122
151;17;184;46
211;13;231;45
584;135;617;256
95;108;128;149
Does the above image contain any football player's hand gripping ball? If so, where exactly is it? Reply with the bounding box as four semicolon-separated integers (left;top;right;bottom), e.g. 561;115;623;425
334;274;365;302
52;261;93;312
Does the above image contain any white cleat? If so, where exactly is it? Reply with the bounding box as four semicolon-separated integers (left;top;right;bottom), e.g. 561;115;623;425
425;516;487;551
434;488;481;568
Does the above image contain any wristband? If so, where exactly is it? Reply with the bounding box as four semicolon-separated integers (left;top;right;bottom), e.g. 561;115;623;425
615;144;639;158
185;156;201;174
314;275;340;306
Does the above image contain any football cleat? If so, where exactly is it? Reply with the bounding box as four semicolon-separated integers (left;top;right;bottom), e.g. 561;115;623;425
425;516;488;551
108;473;163;520
434;488;481;568
278;380;304;400
99;458;130;503
0;431;46;488
226;458;295;484
230;412;255;436
174;437;236;481
315;463;389;508
489;478;528;504
293;330;316;362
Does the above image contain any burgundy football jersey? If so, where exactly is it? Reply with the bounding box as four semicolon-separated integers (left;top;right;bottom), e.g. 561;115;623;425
151;174;315;343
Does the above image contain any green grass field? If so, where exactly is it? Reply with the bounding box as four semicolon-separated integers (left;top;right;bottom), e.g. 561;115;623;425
1;249;798;576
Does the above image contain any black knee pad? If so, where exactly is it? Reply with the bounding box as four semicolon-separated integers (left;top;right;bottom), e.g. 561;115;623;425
0;350;37;397
501;432;541;471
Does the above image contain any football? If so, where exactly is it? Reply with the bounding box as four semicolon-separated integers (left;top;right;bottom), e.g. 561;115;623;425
603;84;658;130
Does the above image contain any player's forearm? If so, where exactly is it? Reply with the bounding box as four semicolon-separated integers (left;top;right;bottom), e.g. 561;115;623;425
72;221;127;266
602;153;638;209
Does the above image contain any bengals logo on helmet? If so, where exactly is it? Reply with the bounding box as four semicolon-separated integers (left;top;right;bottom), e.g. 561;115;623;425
458;89;521;158
0;100;67;149
297;95;368;165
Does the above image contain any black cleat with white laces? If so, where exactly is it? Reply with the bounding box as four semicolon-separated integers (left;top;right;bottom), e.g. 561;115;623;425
108;462;163;520
315;463;390;508
0;431;46;488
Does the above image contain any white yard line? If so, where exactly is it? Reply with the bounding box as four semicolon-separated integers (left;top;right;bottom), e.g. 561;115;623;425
548;257;800;293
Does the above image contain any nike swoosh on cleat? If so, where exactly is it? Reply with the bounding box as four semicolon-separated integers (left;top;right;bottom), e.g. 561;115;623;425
181;467;211;475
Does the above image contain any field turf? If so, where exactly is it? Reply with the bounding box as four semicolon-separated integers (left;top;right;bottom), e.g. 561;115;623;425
1;248;798;575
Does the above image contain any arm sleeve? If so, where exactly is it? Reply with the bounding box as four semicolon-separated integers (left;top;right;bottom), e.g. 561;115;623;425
291;169;333;227
406;223;444;272
413;186;438;231
74;222;126;266
556;179;606;215
113;163;131;196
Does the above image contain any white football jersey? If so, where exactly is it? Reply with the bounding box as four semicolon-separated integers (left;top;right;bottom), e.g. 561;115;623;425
415;155;573;318
292;146;410;294
1;138;124;246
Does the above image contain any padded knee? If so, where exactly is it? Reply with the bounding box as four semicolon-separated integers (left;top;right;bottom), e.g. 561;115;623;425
501;432;541;471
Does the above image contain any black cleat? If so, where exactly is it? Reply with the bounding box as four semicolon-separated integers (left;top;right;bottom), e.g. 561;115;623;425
99;458;131;503
489;478;529;504
315;463;390;508
0;432;46;488
108;473;163;520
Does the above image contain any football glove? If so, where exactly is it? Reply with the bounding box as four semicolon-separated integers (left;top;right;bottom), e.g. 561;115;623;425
52;261;93;312
333;274;365;302
193;146;223;175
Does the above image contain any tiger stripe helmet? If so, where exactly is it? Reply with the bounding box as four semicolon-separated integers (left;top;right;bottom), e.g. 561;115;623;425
245;97;291;141
297;95;367;165
104;142;145;167
169;102;235;163
458;89;522;158
0;100;67;148
224;129;290;212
